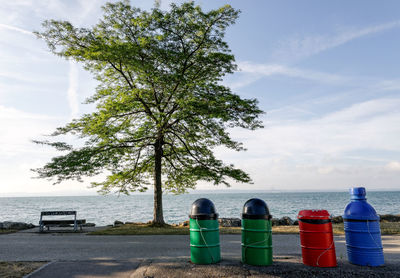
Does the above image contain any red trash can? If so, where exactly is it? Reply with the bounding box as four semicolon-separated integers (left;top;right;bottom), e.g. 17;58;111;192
298;210;337;267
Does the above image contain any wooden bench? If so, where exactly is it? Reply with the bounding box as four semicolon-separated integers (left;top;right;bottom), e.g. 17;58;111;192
39;211;86;232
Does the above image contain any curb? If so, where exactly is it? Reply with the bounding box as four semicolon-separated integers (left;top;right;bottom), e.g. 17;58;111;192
23;261;54;278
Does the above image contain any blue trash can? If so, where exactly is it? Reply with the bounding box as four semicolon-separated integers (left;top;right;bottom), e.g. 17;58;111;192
343;187;384;266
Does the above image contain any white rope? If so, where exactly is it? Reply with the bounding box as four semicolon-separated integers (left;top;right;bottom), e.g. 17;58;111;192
196;218;216;263
243;230;270;263
367;219;381;249
315;238;334;266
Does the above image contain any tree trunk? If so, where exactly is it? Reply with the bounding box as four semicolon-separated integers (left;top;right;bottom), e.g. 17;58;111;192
153;138;165;225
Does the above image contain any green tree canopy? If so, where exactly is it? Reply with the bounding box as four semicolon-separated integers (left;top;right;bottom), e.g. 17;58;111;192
34;1;263;224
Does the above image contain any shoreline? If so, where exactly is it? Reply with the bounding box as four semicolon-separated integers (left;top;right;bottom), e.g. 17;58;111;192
1;214;400;234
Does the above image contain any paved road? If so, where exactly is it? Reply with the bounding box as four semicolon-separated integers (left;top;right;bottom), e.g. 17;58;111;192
1;233;312;261
1;232;399;277
0;232;399;262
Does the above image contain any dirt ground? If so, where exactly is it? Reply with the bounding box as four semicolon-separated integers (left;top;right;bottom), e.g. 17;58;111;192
132;257;400;278
0;262;46;278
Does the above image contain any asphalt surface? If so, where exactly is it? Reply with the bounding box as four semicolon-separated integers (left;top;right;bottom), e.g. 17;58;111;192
0;230;399;277
1;232;336;261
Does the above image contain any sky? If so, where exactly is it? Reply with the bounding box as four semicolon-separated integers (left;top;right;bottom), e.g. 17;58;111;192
0;0;399;196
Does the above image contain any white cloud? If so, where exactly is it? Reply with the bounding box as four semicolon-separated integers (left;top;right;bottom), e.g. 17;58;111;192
274;20;400;62
0;105;98;195
231;61;400;101
226;61;360;91
0;105;61;157
0;0;108;31
385;161;400;172
263;98;400;155
67;61;79;118
226;73;263;90
237;61;349;85
317;166;335;175
321;98;400;123
219;97;400;190
376;79;400;92
0;23;33;36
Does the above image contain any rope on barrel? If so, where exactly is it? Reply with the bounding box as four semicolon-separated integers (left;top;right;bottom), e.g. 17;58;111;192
316;239;334;266
315;213;334;266
243;232;270;263
367;219;381;249
196;218;216;263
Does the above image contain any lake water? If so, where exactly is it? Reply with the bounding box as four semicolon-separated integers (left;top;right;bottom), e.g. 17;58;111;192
0;191;398;226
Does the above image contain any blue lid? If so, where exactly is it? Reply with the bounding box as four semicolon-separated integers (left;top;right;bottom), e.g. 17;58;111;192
350;187;366;200
343;187;379;220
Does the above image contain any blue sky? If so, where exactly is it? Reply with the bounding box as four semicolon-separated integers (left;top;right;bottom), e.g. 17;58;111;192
1;0;399;196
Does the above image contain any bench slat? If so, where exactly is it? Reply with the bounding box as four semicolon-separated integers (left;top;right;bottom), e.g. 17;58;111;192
41;220;86;225
41;211;76;216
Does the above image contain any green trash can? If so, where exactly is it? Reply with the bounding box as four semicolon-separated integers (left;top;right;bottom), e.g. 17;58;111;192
189;198;221;264
242;198;273;266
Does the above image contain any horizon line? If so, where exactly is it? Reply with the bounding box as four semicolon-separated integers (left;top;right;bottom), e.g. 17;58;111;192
1;188;400;198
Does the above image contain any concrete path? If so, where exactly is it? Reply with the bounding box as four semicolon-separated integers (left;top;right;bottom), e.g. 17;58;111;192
0;231;398;277
26;257;400;278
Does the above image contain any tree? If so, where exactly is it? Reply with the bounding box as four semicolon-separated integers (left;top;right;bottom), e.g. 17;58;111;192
33;1;263;225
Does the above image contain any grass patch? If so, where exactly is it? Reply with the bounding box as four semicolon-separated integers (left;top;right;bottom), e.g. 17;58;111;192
271;225;345;235
89;222;400;236
0;230;17;234
89;223;245;235
272;225;300;234
265;223;400;235
379;222;400;235
329;222;400;235
332;224;345;235
90;223;189;235
0;262;46;278
88;223;327;235
220;227;241;234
